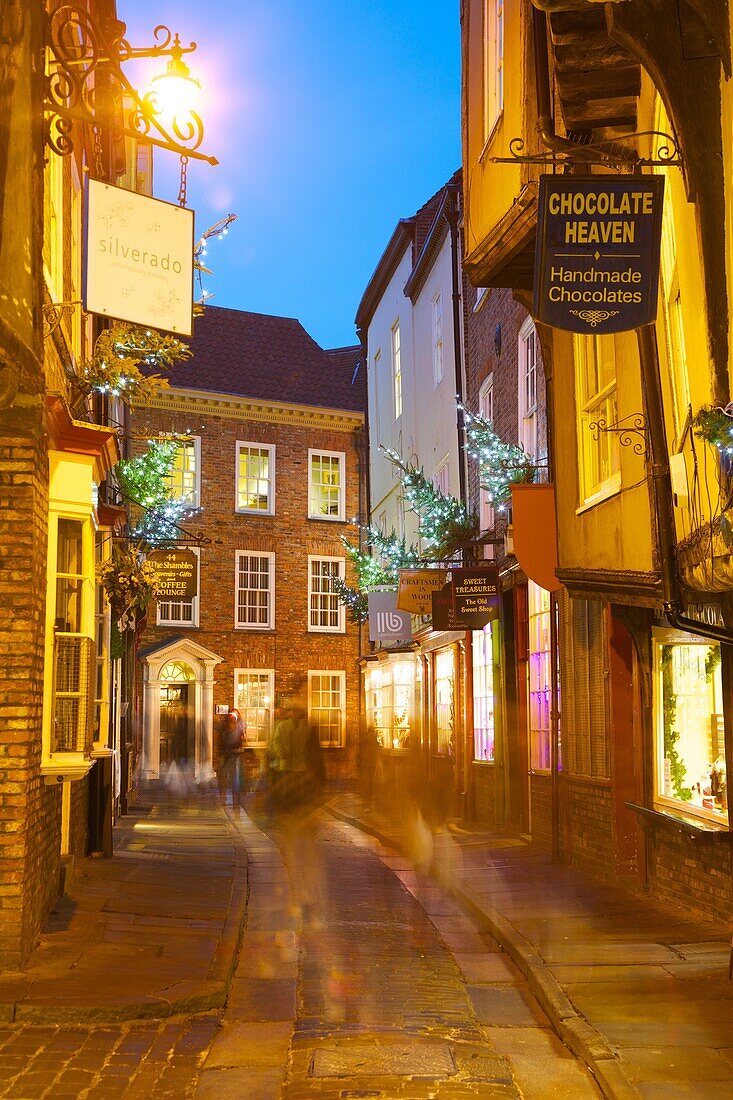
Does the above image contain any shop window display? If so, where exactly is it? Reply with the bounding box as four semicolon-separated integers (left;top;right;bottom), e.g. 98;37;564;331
366;660;415;750
655;637;727;823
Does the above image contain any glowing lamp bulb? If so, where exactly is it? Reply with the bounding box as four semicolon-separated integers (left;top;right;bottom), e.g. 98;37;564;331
150;52;201;120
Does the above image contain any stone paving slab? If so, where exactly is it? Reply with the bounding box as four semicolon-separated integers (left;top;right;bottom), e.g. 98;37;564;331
0;791;250;1023
329;793;732;1100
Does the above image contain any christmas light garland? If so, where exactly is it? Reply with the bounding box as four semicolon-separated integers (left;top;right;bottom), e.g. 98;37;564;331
77;322;192;407
381;447;478;556
692;404;733;455
114;440;197;545
459;401;535;509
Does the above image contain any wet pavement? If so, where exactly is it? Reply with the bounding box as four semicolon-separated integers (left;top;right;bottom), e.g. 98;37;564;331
2;786;730;1098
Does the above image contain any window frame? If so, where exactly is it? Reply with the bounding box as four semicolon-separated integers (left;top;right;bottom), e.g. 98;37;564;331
156;546;200;627
432;291;444;387
233;668;275;748
527;581;551;773
163;435;201;509
483;0;505;146
652;629;728;827
308;448;346;522
518;317;538;461
574;334;621;508
308;670;346;749
479;373;495;539
472;624;496;762
308;555;346;634
391;320;402;421
235;440;275;515
234;550;275;631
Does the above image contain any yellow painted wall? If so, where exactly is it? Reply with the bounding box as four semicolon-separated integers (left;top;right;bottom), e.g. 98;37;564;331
462;0;529;265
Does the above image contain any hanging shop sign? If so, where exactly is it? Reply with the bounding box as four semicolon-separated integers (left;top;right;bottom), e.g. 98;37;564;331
84;180;195;336
147;548;198;601
452;565;499;617
396;569;447;614
533;175;664;335
431;583;472;632
368;591;413;643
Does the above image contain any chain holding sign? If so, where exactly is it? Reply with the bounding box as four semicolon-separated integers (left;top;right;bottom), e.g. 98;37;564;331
533;175;664;335
147;549;198;601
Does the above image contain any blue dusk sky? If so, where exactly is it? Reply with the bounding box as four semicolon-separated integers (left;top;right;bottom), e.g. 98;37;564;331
120;1;461;350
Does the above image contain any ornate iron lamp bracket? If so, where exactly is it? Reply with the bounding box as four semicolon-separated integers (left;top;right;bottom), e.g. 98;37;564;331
588;413;648;457
44;4;217;166
490;132;682;170
42;299;83;339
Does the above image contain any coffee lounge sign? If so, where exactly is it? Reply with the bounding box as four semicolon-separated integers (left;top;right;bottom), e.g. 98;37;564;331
534;175;664;335
147;549;198;601
84;180;195;336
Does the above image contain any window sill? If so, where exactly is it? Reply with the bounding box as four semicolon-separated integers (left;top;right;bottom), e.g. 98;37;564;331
235;509;275;518
308;627;346;635
307;515;347;524
42;756;96;785
576;473;622;515
626;801;730;838
234;625;274;632
158;623;199;629
472;758;495;766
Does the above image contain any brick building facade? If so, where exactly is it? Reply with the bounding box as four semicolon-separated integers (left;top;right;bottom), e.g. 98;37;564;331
131;307;365;788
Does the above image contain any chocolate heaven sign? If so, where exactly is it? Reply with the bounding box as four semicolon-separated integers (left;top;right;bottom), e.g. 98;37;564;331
534;175;664;335
148;549;198;601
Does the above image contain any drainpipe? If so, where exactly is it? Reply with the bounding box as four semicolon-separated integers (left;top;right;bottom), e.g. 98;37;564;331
636;323;733;645
445;185;468;510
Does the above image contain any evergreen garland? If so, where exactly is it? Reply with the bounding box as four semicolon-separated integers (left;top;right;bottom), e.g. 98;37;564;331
459;401;535;508
77;322;193;407
381;447;478;557
692;404;733;453
661;645;692;801
114;439;196;545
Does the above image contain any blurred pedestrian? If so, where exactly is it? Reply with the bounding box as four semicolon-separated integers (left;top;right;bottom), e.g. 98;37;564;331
219;708;245;811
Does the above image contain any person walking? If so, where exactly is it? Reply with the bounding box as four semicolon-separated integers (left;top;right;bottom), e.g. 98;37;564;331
219;708;245;812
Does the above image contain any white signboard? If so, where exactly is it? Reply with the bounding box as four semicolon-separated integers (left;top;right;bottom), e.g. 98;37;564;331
85;180;194;336
368;591;413;643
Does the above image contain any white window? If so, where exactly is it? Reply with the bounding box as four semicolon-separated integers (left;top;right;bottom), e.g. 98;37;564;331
518;318;538;461
574;335;620;505
308;557;345;633
235;551;274;630
236;442;275;514
157;547;200;627
435;648;456;756
391;321;402;420
165;437;200;508
234;669;274;747
479;374;495;541
308;671;346;748
365;659;416;751
432;292;444;387
654;633;727;825
309;449;345;520
483;0;504;142
51;517;95;756
528;581;551;772
472;624;495;762
433;459;450;497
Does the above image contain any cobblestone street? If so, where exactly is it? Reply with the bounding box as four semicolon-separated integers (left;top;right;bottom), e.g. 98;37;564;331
0;812;600;1099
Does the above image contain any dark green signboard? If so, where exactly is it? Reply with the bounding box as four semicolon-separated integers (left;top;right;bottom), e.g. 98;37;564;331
148;548;198;601
533;175;664;335
431;579;500;632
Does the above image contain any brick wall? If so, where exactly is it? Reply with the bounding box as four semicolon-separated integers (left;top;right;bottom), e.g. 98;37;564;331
0;431;63;968
562;777;614;879
134;401;365;782
530;773;555;855
647;827;733;925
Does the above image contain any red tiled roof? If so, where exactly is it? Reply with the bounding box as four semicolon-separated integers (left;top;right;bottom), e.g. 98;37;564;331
167;306;365;412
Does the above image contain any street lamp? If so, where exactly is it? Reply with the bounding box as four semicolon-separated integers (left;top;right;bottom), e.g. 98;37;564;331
44;5;217;167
